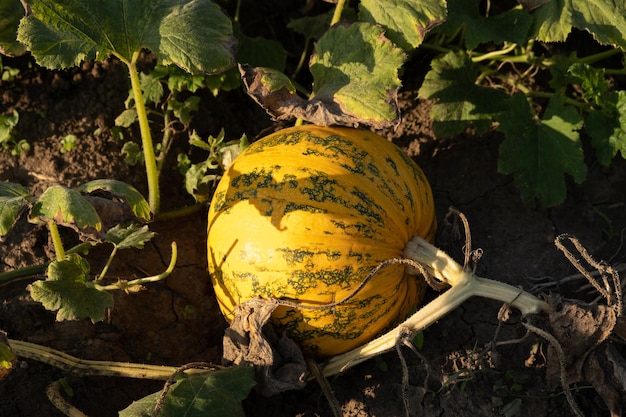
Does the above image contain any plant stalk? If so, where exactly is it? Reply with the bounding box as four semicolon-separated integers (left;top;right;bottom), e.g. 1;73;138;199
95;245;118;284
319;237;549;377
330;0;347;26
128;51;160;214
47;221;66;261
8;339;208;380
91;242;177;291
0;242;95;286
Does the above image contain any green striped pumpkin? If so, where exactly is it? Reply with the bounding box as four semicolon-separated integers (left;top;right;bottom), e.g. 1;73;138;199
207;125;436;357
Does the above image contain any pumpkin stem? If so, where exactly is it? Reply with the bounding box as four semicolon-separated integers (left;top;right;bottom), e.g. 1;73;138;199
318;236;549;377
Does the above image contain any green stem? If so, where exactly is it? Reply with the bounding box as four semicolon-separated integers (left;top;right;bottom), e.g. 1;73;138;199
127;51;160;214
319;237;549;377
154;203;204;222
606;68;626;75
47;222;66;261
420;42;451;55
578;47;623;65
524;90;589;108
330;0;347;26
0;263;47;285
0;242;95;285
8;339;211;380
471;43;518;63
292;37;310;79
486;72;590;110
95;245;118;284
233;0;242;23
90;242;177;291
158;109;175;175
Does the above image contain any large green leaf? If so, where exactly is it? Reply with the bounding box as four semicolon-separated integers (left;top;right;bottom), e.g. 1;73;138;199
17;0;236;73
0;336;17;380
105;224;155;250
241;22;405;128
310;22;405;126
287;9;335;40
418;50;509;137
0;182;29;236
586;90;626;165
439;0;532;49
30;254;113;322
358;0;447;51
0;0;26;56
77;179;151;222
29;185;102;232
120;367;256;417
497;94;587;206
531;0;626;50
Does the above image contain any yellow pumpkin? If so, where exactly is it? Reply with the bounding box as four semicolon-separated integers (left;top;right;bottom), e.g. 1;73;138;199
207;125;436;356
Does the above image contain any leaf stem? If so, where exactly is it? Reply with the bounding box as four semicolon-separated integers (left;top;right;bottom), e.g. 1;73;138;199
154;203;203;222
330;0;347;26
578;47;623;65
471;43;518;63
292;37;310;79
90;242;177;291
524;90;588;109
128;51;160;214
95;245;118;284
0;242;95;286
47;221;66;261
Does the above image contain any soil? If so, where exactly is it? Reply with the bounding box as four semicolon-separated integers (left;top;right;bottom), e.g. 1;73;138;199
1;28;626;417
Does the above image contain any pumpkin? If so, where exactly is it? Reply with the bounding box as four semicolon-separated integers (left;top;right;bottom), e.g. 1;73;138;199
207;125;436;357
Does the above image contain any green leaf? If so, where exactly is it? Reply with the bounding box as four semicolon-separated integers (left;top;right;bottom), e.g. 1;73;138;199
358;0;447;51
29;185;102;231
122;141;143;165
439;0;532;49
529;0;572;43
418;50;509;137
77;179;151;222
120;367;256;417
236;33;287;72
166;64;207;93
0;181;29;198
140;71;165;105
204;68;242;96
241;22;405;128
0;182;29;236
0;0;27;56
0;336;17;379
184;163;213;203
168;96;200;125
567;63;610;106
30;254;113;322
17;0;236;73
497;94;586;206
531;0;626;49
287;10;335;40
0;195;26;236
115;109;138;128
586;90;626;165
310;22;405;126
106;224;155;250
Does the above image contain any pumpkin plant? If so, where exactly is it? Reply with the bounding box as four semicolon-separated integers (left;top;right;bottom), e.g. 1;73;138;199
416;0;626;207
0;179;176;322
15;0;237;214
